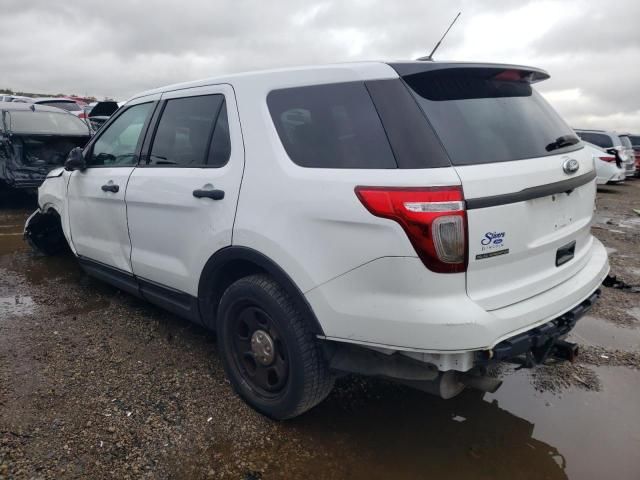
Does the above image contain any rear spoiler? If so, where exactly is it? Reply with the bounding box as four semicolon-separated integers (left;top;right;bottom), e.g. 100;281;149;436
387;62;550;84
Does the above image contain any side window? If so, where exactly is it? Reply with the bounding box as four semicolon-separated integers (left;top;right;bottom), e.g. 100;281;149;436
148;94;230;167
267;82;397;169
89;103;153;167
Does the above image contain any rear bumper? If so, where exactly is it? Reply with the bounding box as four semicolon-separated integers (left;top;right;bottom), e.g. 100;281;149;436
308;237;609;356
486;289;599;362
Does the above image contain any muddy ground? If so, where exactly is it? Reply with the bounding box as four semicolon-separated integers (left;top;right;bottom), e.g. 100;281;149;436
1;182;639;480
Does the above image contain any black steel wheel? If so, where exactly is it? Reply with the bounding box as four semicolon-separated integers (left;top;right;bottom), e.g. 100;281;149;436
230;304;290;396
217;274;334;419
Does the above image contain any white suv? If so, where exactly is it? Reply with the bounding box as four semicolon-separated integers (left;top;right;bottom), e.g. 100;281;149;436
25;61;609;419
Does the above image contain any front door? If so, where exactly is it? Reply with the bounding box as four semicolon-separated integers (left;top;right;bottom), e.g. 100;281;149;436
67;99;156;272
125;84;244;296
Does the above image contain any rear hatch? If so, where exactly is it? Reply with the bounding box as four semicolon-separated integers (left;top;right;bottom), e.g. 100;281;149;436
397;64;596;311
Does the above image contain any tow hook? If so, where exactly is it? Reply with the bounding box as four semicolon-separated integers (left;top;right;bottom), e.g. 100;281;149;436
552;339;579;363
514;337;579;368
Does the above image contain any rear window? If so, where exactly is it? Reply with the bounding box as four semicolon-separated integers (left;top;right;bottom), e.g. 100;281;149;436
37;101;81;112
628;135;640;147
577;132;613;149
4;110;90;135
267;82;396;169
402;68;581;166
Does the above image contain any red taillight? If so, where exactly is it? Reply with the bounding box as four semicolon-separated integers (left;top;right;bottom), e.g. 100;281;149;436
78;112;87;119
599;156;616;163
355;186;467;273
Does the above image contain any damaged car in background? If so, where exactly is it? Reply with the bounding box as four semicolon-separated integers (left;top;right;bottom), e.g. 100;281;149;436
0;102;91;192
86;101;119;132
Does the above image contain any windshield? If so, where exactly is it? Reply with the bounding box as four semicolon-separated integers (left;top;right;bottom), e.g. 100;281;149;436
402;68;581;166
37;101;81;112
4;110;90;135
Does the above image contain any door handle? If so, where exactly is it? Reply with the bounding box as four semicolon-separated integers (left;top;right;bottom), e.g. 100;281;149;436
193;188;225;200
101;184;119;193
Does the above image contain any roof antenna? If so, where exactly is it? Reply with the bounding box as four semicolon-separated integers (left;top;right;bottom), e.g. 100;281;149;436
417;12;461;61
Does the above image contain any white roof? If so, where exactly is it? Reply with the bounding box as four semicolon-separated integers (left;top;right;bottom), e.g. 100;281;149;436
129;61;397;102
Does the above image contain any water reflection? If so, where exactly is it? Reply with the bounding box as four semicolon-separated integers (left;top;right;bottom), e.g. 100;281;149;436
291;379;568;480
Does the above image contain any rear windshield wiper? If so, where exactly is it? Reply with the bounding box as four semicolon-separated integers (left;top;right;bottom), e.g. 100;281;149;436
546;135;580;152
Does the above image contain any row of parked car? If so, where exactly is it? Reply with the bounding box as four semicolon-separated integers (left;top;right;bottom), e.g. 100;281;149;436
575;129;639;184
0;96;119;192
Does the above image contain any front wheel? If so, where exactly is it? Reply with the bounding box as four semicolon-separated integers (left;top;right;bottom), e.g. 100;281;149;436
217;274;334;419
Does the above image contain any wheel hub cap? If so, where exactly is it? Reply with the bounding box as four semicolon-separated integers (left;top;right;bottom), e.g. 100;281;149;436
251;329;275;366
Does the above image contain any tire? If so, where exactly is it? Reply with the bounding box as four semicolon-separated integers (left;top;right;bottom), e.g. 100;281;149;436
217;274;334;419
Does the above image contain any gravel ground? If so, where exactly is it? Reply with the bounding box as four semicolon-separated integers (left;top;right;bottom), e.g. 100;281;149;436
1;180;639;479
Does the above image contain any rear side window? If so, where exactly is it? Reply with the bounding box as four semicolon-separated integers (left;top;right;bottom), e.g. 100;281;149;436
148;94;230;167
628;135;640;147
403;68;581;166
577;132;613;149
267;82;396;169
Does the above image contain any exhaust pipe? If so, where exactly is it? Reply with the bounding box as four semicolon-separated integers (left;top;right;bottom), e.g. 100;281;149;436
458;374;502;394
398;370;503;399
553;339;579;362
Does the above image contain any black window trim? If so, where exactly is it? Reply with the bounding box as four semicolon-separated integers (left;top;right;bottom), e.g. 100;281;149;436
83;101;158;169
266;80;400;170
138;93;231;169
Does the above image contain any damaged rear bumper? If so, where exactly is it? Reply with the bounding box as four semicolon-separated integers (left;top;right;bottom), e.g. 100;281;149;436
478;289;600;367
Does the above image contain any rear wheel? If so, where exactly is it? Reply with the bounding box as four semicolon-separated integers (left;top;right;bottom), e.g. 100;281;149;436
217;274;334;419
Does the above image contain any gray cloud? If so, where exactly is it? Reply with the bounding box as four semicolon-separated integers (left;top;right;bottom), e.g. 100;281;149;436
0;0;637;131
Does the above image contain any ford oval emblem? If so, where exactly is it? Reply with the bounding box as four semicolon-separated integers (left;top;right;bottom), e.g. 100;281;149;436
562;158;580;175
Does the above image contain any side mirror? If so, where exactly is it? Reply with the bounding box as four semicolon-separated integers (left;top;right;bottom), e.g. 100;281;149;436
65;147;86;171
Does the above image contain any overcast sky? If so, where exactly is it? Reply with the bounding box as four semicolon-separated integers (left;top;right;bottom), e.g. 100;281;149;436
1;0;638;131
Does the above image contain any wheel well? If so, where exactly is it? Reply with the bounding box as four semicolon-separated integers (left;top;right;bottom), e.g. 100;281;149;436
24;208;70;255
197;247;325;336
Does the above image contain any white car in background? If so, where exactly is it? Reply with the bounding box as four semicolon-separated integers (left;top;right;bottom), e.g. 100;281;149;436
583;142;625;184
575;129;636;177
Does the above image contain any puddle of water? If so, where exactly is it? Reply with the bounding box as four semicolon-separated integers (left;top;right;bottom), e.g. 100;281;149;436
570;315;640;350
487;366;640;480
0;294;35;317
0;210;29;256
285;365;640;480
0;231;27;256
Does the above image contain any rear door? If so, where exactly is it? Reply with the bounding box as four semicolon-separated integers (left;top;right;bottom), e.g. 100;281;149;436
125;84;244;297
401;66;596;311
